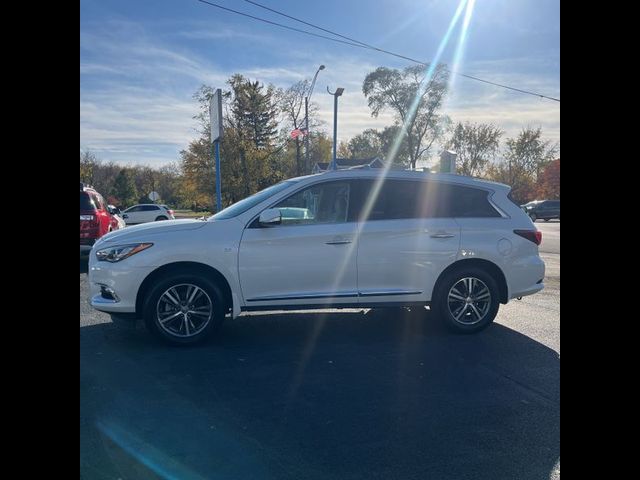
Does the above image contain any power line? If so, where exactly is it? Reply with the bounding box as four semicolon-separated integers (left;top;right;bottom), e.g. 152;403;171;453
241;0;560;103
197;0;559;103
196;0;366;49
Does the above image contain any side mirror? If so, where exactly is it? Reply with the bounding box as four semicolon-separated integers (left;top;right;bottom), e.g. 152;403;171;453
258;208;281;227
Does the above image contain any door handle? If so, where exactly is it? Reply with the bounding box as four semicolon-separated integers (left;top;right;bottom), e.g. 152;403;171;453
325;238;352;245
429;232;455;239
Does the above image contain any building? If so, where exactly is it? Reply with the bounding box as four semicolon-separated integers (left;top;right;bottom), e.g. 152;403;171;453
312;156;385;173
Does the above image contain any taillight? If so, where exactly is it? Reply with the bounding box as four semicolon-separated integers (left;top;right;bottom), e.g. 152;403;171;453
514;229;542;246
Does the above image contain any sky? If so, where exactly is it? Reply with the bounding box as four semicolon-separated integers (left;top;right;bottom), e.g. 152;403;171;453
80;0;560;168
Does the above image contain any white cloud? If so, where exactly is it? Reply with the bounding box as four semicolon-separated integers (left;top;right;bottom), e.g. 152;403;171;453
80;20;559;167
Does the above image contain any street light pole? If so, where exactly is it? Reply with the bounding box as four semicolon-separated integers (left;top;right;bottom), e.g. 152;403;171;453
305;65;324;174
327;86;344;171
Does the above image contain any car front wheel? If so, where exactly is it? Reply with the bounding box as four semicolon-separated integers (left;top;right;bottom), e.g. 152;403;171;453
432;267;500;333
143;273;226;345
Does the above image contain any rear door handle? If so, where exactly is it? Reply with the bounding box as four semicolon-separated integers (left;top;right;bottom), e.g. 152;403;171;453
326;237;352;245
429;232;455;239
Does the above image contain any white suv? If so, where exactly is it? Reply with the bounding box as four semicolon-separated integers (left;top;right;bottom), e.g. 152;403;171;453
88;169;544;345
122;204;175;225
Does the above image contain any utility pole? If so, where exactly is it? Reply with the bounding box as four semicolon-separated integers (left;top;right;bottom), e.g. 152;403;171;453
305;65;325;174
327;86;344;170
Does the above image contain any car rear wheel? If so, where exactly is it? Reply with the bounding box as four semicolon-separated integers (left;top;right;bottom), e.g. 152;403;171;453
529;213;537;222
432;267;500;333
143;273;226;345
155;216;168;221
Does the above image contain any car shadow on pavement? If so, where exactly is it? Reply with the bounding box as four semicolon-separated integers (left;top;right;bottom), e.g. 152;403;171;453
80;309;559;480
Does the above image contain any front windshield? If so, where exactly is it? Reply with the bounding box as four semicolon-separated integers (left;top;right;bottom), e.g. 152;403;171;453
210;180;299;220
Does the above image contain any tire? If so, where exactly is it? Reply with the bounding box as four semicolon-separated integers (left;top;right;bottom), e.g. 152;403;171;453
431;266;500;334
155;216;168;221
143;273;226;345
529;213;537;222
544;218;550;222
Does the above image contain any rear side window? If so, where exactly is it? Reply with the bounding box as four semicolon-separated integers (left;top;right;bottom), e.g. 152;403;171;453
351;180;500;220
80;192;95;211
141;205;160;211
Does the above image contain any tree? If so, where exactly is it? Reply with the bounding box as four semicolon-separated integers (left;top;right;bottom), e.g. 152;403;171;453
275;80;322;175
536;158;560;199
362;64;449;169
80;150;99;184
111;169;138;207
446;122;503;177
486;127;559;203
229;74;278;150
346;129;382;159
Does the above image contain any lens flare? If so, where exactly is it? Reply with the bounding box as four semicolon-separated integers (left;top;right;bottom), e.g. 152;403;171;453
446;0;477;98
287;0;473;402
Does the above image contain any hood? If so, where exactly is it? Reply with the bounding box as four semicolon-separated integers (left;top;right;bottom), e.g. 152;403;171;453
99;219;208;245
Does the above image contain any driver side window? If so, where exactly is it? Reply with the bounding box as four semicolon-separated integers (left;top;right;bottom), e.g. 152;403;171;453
273;181;351;226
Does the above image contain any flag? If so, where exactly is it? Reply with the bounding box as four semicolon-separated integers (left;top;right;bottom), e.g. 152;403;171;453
290;127;308;139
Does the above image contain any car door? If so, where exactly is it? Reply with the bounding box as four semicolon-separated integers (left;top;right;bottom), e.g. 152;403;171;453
123;206;142;224
355;179;461;304
142;205;159;223
238;180;359;307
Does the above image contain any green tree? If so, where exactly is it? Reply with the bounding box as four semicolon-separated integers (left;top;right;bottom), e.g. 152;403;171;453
80;150;99;184
229;74;278;150
111;169;138;207
447;122;503;177
362;64;449;169
346;129;382;159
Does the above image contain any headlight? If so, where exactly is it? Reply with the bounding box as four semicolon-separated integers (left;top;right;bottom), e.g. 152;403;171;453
80;215;94;221
95;243;153;262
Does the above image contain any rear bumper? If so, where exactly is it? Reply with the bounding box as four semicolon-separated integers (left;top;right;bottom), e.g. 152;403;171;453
511;282;544;299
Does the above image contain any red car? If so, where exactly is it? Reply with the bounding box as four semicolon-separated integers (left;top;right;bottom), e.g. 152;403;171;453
80;183;120;255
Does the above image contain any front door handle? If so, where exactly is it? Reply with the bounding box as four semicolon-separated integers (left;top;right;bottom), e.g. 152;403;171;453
429;232;455;239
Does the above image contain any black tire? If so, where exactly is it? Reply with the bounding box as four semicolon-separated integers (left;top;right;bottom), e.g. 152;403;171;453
155;216;168;221
544;218;550;222
143;273;226;345
432;266;500;334
529;213;537;222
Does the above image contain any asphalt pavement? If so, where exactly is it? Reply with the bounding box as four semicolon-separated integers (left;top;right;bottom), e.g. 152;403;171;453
80;223;560;480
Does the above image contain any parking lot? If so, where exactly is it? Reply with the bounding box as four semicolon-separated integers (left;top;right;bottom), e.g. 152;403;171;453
80;221;559;480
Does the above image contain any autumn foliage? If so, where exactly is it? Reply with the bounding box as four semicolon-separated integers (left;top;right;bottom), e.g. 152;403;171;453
536;159;560;199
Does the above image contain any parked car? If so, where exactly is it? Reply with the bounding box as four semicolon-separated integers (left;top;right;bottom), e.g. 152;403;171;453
80;183;121;255
108;205;126;230
88;169;545;345
522;200;560;222
121;204;175;225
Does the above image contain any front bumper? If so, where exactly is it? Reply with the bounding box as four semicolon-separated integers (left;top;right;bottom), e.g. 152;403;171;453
88;259;155;314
